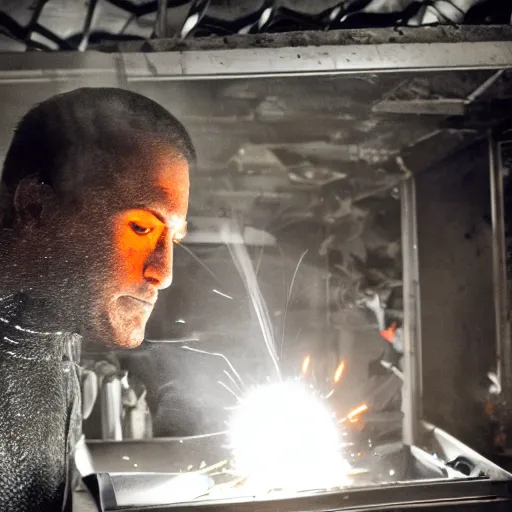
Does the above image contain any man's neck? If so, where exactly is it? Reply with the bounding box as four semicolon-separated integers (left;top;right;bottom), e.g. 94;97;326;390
0;292;64;334
0;231;62;330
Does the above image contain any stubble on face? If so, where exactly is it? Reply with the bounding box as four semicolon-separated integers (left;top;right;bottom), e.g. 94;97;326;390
65;149;189;348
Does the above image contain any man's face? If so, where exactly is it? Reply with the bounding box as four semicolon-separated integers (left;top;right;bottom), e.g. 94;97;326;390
51;149;189;348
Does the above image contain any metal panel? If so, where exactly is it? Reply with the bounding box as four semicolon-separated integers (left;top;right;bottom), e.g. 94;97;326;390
0;40;510;84
415;140;497;455
121;42;512;81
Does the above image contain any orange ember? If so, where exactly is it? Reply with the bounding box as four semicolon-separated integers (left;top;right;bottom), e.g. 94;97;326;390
334;361;345;383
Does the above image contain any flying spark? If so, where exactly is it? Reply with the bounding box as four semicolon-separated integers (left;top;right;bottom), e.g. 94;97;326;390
302;355;311;375
182;346;244;387
218;381;241;401
213;289;234;300
338;403;369;424
348;403;368;420
334;361;346;383
281;249;308;359
223;370;243;393
222;224;281;380
178;244;225;287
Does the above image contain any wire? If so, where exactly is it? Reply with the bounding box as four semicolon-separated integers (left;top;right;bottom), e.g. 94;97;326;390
0;10;72;51
119;14;136;34
78;0;99;51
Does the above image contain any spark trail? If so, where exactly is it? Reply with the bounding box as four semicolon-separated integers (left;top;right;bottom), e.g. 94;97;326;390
182;346;244;388
281;249;308;360
221;224;281;380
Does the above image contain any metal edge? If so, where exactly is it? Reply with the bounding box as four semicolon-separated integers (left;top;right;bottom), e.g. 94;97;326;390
109;477;512;512
409;444;467;479
86;431;228;444
422;421;512;481
489;132;512;402
122;42;512;80
0;41;510;83
401;177;423;447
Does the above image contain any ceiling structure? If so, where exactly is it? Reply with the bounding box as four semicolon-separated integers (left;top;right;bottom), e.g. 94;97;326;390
0;0;510;52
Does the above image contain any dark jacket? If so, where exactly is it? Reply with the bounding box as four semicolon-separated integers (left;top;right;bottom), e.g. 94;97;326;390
0;293;81;512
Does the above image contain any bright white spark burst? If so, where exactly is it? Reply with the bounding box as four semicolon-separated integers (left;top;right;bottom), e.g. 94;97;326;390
228;380;352;493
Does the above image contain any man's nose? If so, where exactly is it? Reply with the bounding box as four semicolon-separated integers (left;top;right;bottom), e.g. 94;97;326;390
143;232;174;289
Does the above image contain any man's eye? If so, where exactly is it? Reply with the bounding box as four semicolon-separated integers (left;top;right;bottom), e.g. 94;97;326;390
130;222;152;235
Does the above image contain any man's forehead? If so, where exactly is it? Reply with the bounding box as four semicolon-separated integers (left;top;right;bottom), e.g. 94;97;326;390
113;152;189;217
136;185;188;219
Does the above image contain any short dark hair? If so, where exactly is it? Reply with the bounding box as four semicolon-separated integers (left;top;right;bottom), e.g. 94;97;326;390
0;87;195;228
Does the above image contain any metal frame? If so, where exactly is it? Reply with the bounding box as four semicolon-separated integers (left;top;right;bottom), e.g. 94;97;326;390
401;177;423;447
112;480;512;512
0;39;510;84
94;470;512;512
489;131;512;402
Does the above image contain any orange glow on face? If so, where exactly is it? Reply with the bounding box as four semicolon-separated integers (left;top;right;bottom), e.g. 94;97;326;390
302;355;311;374
92;154;189;348
113;209;186;289
115;209;165;282
334;361;345;383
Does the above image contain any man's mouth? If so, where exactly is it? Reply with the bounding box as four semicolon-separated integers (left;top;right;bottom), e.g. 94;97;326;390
132;297;155;306
121;295;156;311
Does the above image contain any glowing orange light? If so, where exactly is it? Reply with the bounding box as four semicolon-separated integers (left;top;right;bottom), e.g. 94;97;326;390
334;361;346;383
302;355;311;375
115;210;166;284
347;403;368;420
338;403;369;424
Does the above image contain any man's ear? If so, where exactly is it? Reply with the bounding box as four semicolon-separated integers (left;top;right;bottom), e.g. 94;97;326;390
13;176;56;228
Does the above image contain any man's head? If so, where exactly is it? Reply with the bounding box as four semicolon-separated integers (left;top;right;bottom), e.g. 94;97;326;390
0;87;194;348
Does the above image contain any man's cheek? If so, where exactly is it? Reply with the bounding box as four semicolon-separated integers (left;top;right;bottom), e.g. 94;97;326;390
123;249;150;287
115;231;150;284
112;239;139;283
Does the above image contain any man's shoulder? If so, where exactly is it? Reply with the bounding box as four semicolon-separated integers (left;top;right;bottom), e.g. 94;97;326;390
0;292;27;320
0;291;74;338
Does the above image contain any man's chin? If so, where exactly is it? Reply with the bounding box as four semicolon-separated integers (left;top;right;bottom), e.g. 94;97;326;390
81;324;146;350
105;328;145;349
106;299;151;348
120;329;145;349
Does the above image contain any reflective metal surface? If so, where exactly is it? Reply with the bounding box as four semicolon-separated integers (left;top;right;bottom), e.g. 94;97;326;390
0;36;510;85
490;131;512;402
400;177;423;447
